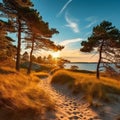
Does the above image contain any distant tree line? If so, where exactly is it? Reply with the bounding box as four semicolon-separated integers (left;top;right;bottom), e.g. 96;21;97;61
21;52;70;69
0;0;64;74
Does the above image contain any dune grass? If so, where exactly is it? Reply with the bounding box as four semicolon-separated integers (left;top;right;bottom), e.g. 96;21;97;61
33;71;49;79
51;70;75;84
51;69;120;103
0;67;54;120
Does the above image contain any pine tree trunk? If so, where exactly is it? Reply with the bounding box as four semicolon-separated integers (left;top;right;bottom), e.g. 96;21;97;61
96;54;101;79
96;40;104;79
27;35;34;74
16;18;21;71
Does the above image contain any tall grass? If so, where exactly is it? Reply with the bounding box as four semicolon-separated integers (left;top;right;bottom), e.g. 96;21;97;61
51;70;120;103
0;67;54;120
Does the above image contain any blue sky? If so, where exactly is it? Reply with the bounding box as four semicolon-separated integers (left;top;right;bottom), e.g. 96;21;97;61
31;0;120;62
0;0;120;62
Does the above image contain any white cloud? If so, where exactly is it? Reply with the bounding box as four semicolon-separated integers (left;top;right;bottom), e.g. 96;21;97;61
59;38;83;46
65;12;80;33
85;16;97;28
57;0;72;16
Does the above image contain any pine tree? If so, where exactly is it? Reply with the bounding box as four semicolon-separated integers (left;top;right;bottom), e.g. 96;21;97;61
80;21;120;79
0;0;33;71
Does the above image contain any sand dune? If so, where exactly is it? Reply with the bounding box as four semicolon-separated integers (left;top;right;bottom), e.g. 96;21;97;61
38;75;120;120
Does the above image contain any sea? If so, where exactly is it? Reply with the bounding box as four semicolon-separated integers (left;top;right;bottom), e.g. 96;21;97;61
64;63;101;71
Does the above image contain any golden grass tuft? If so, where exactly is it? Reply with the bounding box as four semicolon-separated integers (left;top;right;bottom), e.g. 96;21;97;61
0;67;54;120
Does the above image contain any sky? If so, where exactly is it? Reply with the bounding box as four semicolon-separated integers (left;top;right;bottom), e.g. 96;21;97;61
1;0;120;62
31;0;120;62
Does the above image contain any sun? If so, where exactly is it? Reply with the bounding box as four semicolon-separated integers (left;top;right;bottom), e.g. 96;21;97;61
51;51;60;58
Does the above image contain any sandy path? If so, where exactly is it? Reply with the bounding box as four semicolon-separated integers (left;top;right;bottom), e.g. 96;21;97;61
39;76;102;120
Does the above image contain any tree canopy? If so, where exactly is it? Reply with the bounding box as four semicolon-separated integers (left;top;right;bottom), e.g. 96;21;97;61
80;20;120;79
0;20;16;61
0;0;64;74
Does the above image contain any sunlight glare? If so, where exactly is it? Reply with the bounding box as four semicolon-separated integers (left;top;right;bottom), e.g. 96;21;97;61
51;51;60;58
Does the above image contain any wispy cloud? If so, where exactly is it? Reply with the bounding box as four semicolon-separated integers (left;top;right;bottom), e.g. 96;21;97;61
59;38;83;46
65;12;80;33
85;16;97;28
57;0;72;16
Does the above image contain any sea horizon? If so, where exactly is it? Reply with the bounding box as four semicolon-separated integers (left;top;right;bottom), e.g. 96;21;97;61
65;62;98;71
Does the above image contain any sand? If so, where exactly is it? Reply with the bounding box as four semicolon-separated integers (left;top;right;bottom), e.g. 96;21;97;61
38;75;120;120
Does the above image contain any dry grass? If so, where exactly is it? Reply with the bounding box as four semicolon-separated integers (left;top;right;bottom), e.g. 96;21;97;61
0;67;54;120
51;70;75;85
51;70;120;103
